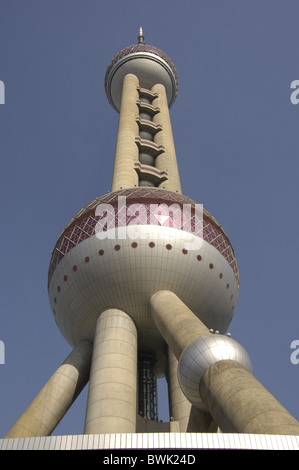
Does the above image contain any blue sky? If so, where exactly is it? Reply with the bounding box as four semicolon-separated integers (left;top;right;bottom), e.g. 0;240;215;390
0;0;299;437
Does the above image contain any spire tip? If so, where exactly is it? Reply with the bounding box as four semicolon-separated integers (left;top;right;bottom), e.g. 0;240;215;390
138;27;144;44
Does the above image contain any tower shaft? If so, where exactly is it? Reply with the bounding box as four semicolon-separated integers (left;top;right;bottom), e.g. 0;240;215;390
111;74;139;190
111;74;181;193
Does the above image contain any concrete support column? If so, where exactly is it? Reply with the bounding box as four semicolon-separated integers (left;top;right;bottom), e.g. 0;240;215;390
168;350;217;433
150;290;299;435
5;341;92;438
187;406;219;433
150;290;210;360
84;309;137;435
111;73;139;191
199;359;299;435
151;84;182;193
167;348;191;432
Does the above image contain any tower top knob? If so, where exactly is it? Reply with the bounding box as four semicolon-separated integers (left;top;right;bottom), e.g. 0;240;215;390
105;30;179;112
138;27;144;44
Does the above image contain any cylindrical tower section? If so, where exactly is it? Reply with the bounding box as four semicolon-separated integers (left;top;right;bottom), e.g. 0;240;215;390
111;73;139;191
152;83;182;193
105;30;180;192
84;309;138;435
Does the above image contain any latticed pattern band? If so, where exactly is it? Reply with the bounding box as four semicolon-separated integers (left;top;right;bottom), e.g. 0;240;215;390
48;188;239;285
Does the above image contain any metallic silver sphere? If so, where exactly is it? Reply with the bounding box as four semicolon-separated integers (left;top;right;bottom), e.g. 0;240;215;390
178;334;253;408
105;30;179;111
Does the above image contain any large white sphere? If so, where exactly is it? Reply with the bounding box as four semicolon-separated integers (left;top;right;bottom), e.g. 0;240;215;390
48;189;239;369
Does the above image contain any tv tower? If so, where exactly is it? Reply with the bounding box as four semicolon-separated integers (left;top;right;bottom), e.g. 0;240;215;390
3;28;299;445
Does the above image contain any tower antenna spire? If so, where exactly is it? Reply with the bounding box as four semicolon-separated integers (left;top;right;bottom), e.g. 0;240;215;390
138;26;144;43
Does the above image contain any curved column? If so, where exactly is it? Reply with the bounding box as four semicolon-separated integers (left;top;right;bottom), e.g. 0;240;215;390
5;341;92;438
84;309;137;435
111;73;139;191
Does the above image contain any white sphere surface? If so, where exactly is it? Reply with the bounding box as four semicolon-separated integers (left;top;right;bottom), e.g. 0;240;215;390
49;225;238;352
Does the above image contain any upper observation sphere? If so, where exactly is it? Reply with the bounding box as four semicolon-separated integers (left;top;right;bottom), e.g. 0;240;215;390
105;27;179;112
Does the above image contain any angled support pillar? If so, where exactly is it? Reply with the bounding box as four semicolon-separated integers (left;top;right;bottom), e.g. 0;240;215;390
5;341;92;438
199;360;299;435
150;290;210;359
150;290;299;435
167;348;217;433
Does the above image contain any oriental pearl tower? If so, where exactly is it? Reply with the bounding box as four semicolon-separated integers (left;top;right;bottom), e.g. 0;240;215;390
5;29;299;441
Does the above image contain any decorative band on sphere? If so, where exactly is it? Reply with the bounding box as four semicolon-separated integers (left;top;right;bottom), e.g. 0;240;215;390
177;334;253;408
105;44;178;87
105;44;178;93
105;43;179;111
48;188;239;286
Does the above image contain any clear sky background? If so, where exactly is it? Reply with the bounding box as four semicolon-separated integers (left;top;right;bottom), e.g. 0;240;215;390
0;0;299;438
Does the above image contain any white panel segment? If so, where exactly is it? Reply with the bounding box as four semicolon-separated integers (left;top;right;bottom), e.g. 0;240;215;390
48;225;238;351
1;433;298;450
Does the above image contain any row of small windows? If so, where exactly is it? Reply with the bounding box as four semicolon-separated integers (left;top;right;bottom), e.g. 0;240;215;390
53;242;233;308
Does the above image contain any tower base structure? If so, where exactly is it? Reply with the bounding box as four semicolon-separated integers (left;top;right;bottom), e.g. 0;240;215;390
3;291;299;451
1;432;299;451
